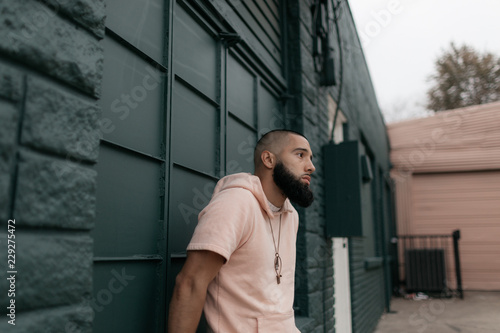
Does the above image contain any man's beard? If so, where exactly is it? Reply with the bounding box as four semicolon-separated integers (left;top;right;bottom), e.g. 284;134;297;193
273;161;314;207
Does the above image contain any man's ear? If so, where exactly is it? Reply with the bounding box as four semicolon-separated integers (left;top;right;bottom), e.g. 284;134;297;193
261;150;276;169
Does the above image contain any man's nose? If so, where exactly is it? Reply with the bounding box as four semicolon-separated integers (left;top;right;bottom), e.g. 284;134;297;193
307;160;316;173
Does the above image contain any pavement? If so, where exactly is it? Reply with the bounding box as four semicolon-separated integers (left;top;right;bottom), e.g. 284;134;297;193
373;291;500;333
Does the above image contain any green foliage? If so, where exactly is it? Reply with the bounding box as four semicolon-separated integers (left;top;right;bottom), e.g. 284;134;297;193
426;43;500;112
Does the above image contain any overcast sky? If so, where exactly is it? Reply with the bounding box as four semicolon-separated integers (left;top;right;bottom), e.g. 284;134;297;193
347;0;500;123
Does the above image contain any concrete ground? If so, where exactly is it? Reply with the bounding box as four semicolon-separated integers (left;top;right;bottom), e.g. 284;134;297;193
373;291;500;333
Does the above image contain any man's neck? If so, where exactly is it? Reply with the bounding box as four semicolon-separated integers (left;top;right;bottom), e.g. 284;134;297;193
255;172;286;208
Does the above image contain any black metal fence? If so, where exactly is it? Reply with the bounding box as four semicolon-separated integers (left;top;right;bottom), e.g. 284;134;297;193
397;230;463;298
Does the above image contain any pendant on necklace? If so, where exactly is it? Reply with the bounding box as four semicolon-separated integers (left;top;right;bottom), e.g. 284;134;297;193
274;253;282;284
268;215;283;285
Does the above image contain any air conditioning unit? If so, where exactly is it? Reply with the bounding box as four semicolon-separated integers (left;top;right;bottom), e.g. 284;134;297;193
405;249;446;292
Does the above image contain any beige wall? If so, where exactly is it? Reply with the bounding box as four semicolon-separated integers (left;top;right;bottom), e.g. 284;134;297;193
388;101;500;291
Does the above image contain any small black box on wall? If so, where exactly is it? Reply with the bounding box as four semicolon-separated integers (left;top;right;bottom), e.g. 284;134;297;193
323;141;369;237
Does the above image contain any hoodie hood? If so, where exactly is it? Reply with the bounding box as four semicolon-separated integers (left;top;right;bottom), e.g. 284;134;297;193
212;173;294;218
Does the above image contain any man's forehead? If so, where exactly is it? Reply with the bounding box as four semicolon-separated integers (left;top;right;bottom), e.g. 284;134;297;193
258;131;311;154
285;133;311;150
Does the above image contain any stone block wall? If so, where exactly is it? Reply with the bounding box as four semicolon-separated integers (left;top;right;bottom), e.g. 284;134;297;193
287;0;336;331
0;0;105;331
288;1;391;332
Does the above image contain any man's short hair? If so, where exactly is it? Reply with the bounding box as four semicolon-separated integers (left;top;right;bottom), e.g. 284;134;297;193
253;129;307;167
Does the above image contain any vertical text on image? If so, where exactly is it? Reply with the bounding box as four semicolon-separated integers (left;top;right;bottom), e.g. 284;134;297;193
6;219;17;326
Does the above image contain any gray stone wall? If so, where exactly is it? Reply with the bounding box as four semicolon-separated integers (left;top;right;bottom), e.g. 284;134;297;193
0;0;105;331
287;0;336;331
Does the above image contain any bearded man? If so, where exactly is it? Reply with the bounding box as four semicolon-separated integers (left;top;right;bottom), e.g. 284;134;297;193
168;129;316;332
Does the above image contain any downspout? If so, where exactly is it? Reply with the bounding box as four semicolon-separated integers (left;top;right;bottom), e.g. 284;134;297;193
329;0;344;143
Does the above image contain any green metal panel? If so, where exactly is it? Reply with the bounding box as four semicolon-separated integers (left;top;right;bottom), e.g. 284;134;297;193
171;81;219;176
166;4;223;332
99;37;163;157
227;116;256;174
105;0;165;64
95;1;286;332
258;82;284;131
168;167;216;254
93;1;168;332
227;54;256;127
91;144;162;257
166;0;286;324
173;4;218;101
93;261;160;333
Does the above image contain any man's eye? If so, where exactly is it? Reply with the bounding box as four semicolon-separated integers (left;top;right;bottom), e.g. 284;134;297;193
298;153;303;157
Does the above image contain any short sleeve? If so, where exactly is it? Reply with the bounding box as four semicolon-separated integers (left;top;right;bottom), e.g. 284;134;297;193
187;188;256;262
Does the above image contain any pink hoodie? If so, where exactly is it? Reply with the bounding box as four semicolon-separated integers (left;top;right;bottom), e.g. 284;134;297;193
187;173;300;332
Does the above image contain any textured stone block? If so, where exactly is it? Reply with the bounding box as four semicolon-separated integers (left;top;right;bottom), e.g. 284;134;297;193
0;232;93;312
0;62;23;101
0;303;93;332
307;267;323;293
0;0;104;97
37;0;106;38
306;232;327;268
308;290;324;324
0;101;18;220
23;76;100;162
14;150;97;229
296;316;316;333
305;207;323;235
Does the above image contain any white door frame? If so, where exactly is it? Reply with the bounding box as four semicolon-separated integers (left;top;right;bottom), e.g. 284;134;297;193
333;237;352;333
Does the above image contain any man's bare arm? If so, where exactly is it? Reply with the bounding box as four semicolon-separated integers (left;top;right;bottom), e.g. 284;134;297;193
168;250;225;333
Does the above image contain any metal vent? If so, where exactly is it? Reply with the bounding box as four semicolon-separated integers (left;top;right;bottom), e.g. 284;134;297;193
405;249;446;292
